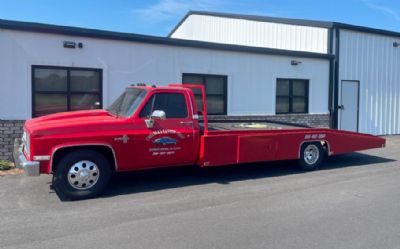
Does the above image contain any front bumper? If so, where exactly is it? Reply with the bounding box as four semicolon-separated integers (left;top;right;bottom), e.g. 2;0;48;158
13;138;40;176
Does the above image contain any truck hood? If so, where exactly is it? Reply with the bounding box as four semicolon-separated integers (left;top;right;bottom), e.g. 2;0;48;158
25;110;120;136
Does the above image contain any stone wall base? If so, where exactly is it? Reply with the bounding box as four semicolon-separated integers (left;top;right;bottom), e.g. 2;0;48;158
207;114;331;128
0;120;25;161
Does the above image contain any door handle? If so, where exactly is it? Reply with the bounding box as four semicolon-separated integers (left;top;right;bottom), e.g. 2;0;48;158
180;121;193;125
338;105;344;110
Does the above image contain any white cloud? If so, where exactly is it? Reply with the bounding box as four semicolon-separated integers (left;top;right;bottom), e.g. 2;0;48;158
132;0;222;22
361;0;400;21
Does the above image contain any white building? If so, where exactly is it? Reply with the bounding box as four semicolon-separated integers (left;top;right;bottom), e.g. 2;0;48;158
170;11;400;135
0;11;399;159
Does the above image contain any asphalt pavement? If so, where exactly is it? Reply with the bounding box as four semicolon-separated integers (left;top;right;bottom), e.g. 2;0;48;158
1;136;399;249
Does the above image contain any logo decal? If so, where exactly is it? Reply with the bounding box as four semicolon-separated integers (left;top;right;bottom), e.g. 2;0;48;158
146;129;184;141
148;129;185;156
153;137;177;145
114;134;130;143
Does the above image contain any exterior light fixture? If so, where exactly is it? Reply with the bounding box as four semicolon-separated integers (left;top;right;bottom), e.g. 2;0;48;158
394;42;400;48
63;41;76;48
291;60;302;66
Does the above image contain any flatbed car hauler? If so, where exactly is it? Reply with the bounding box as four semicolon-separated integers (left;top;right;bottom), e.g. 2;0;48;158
14;84;385;200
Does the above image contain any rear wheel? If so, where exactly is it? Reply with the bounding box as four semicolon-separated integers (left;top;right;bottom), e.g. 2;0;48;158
53;149;111;201
298;142;324;171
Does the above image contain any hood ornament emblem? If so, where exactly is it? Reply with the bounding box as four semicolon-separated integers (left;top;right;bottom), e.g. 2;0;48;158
114;134;130;144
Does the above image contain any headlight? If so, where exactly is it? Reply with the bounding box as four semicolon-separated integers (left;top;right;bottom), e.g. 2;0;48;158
22;131;30;158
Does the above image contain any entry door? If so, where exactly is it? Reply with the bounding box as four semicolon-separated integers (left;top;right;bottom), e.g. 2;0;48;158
340;81;359;132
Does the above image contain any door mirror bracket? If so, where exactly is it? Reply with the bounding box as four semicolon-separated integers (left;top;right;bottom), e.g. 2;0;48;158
145;110;166;128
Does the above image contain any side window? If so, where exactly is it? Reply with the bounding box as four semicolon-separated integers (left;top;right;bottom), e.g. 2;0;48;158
276;79;309;114
139;95;155;118
32;66;102;117
139;93;188;118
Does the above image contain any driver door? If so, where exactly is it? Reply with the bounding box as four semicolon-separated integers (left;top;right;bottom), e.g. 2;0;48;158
132;91;198;169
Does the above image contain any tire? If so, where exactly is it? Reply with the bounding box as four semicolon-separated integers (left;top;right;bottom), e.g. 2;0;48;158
53;149;111;201
298;142;324;171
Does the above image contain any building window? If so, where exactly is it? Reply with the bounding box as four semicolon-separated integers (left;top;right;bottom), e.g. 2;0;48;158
32;66;102;117
182;73;227;115
276;79;309;114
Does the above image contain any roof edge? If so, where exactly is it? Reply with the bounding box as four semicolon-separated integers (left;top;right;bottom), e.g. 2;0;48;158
0;18;171;43
0;18;333;60
168;10;334;37
168;11;193;37
169;10;400;39
333;22;400;38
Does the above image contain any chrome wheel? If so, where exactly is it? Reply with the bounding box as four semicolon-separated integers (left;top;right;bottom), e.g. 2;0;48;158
67;160;100;190
303;144;320;165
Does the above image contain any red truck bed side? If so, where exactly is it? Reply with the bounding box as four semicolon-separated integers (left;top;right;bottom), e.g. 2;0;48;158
198;129;385;167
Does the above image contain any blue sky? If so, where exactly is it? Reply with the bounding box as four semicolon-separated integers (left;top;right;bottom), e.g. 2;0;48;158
0;0;399;36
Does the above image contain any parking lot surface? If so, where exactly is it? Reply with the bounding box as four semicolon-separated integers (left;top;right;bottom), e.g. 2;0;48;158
1;136;399;249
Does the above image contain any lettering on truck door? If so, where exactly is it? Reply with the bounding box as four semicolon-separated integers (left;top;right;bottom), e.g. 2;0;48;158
133;91;196;169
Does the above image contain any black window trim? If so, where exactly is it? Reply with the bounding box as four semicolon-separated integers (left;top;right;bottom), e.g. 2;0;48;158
31;65;103;117
276;78;309;114
182;73;228;115
138;91;190;119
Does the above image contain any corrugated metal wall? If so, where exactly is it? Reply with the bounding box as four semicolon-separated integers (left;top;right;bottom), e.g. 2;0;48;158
171;14;329;54
339;29;400;135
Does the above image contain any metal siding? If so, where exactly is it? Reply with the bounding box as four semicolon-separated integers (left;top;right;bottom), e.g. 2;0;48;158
339;29;400;135
171;15;328;54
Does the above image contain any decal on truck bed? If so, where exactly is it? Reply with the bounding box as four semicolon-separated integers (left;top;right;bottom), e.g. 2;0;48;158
304;134;326;140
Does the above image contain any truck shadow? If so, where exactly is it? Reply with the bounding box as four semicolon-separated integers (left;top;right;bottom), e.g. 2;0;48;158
102;152;395;198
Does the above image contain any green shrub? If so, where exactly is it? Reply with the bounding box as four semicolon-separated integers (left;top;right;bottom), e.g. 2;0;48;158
0;160;12;171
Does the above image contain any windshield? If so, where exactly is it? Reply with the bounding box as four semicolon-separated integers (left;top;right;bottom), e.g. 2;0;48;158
107;88;147;117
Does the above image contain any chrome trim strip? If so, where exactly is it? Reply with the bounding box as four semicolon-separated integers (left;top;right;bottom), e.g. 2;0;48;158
50;144;118;172
187;90;195;119
33;155;50;161
13;139;40;176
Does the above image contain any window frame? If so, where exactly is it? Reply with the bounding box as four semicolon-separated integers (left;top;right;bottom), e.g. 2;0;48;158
275;78;309;114
182;73;228;115
138;91;190;119
31;65;103;117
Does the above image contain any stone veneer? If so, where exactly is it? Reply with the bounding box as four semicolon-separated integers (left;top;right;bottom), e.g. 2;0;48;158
206;114;330;128
0;114;330;161
0;120;25;161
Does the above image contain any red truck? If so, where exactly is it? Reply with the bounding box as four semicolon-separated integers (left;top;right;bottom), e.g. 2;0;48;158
14;84;385;200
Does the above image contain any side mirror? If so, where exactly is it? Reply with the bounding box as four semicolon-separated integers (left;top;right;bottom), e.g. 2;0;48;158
145;110;166;128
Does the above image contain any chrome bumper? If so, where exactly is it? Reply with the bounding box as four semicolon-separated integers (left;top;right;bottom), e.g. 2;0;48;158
13;138;40;176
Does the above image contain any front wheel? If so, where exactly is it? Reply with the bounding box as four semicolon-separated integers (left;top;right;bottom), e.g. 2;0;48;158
53;149;111;201
298;142;324;171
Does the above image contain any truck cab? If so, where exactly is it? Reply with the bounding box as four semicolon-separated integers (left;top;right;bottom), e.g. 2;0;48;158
14;84;206;200
108;85;201;170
